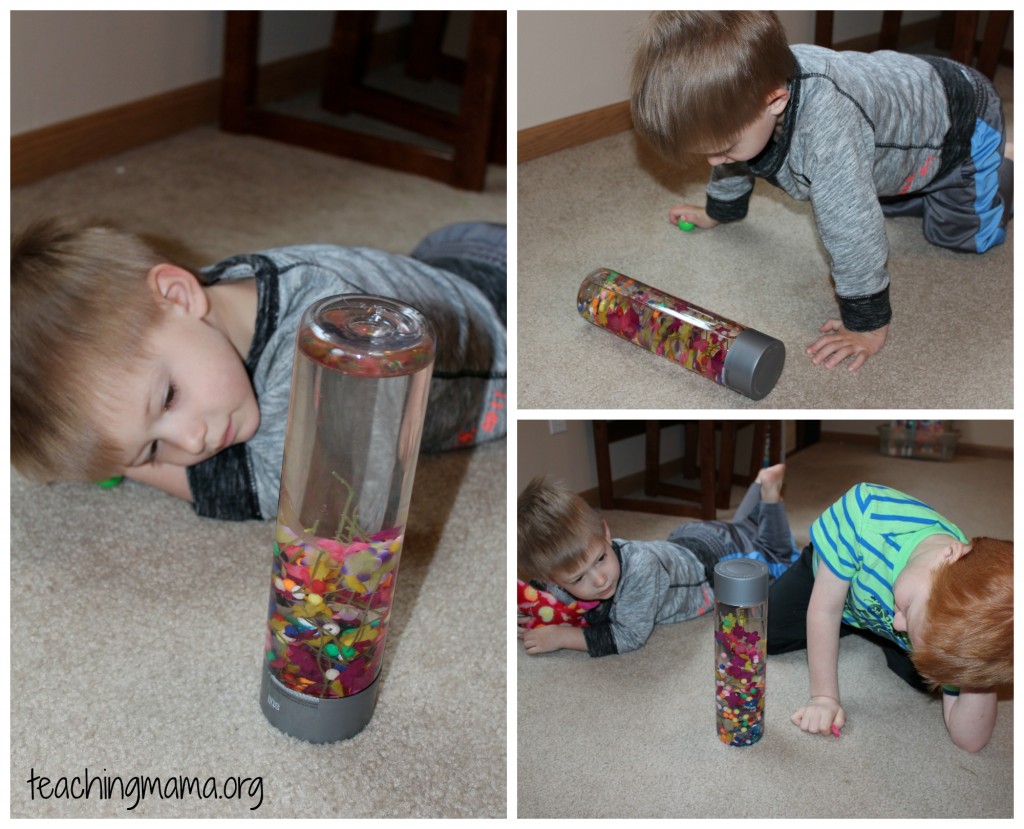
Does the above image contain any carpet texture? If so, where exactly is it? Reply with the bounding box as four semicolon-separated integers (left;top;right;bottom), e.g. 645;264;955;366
11;127;506;818
517;438;1013;819
517;66;1013;410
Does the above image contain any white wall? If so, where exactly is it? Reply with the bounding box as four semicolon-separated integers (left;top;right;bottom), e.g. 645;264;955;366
517;10;945;129
10;11;419;135
519;420;690;495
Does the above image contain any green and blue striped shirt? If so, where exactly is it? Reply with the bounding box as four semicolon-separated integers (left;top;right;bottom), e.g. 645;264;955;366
810;483;967;651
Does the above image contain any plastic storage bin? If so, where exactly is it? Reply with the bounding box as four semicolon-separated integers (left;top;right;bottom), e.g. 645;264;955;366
878;425;959;461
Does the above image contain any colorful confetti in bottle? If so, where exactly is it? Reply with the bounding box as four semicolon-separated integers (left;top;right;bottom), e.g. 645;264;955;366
260;295;435;743
713;559;769;747
576;268;785;400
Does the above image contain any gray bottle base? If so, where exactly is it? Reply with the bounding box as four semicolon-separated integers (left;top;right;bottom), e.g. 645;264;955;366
722;328;786;400
260;664;379;743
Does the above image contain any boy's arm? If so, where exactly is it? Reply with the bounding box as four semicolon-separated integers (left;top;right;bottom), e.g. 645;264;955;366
123;462;193;502
705;161;755;222
941;688;998;752
791;563;849;734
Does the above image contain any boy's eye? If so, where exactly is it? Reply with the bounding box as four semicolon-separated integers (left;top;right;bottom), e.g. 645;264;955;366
164;383;177;410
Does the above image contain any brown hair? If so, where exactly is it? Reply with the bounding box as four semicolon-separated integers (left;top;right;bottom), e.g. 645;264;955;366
518;476;606;582
11;218;171;482
912;537;1013;689
630;11;797;164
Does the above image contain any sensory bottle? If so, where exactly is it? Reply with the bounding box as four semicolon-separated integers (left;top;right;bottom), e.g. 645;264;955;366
577;268;784;400
713;558;769;747
260;294;435;742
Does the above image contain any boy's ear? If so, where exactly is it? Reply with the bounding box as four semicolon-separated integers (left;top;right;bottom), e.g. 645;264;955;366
942;540;972;564
766;86;790;116
602;518;612;544
147;263;209;318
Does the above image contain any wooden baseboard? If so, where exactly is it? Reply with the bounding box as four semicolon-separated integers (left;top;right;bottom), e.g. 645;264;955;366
12;48;328;186
518;100;631;163
12;82;215;186
821;431;1013;461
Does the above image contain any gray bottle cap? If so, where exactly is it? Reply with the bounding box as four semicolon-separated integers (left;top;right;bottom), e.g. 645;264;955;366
722;328;785;400
260;663;379;743
714;558;770;606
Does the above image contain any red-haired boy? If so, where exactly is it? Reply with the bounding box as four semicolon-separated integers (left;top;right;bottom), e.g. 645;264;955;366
768;483;1012;752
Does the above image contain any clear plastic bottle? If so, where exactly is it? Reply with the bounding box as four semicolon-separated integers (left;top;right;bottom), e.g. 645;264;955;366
577;268;785;400
259;294;435;743
713;558;769;747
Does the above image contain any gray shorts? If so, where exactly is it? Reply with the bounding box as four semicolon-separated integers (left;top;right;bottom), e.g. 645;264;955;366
880;64;1011;253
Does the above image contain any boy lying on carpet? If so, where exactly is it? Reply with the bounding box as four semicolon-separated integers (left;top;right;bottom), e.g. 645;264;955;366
11;219;506;521
767;482;1013;752
517;465;797;656
630;12;1013;371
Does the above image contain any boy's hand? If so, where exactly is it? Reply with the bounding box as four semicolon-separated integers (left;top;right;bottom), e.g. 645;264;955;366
791;696;846;735
519;625;563;655
806;320;889;371
519;624;585;655
669;204;719;230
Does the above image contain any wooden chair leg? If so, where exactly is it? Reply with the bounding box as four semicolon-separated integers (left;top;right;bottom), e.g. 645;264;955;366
220;11;261;133
748;423;767;482
406;11;447;81
814;11;834;48
948;11;980;67
698;422;716;519
879;11;902;50
977;11;1012;79
716;422;737;510
592;420;615;511
448;11;504;190
644;421;661;497
321;11;377;114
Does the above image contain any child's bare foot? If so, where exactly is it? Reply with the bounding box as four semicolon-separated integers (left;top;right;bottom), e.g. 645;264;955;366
756;463;785;502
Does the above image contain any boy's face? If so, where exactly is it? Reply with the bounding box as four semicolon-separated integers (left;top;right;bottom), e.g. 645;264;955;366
891;572;929;649
699;87;789;167
101;280;260;472
552;520;621;602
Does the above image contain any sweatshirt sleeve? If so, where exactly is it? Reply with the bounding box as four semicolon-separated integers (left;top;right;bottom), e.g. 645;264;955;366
705;162;755;223
802;122;893;332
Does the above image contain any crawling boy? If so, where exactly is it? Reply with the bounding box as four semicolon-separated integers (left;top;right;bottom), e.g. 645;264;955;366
768;482;1013;752
11;219;506;520
630;11;1013;370
518;465;797;656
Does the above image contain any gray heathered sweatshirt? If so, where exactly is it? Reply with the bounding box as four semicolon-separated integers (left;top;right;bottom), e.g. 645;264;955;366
185;245;506;520
706;44;978;331
547;539;715;656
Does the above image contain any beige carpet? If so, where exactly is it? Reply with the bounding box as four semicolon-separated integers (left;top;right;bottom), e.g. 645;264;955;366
11;128;506;818
517;65;1013;410
517;437;1013;819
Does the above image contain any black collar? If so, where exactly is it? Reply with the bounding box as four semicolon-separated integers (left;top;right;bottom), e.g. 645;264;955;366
748;58;802;182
